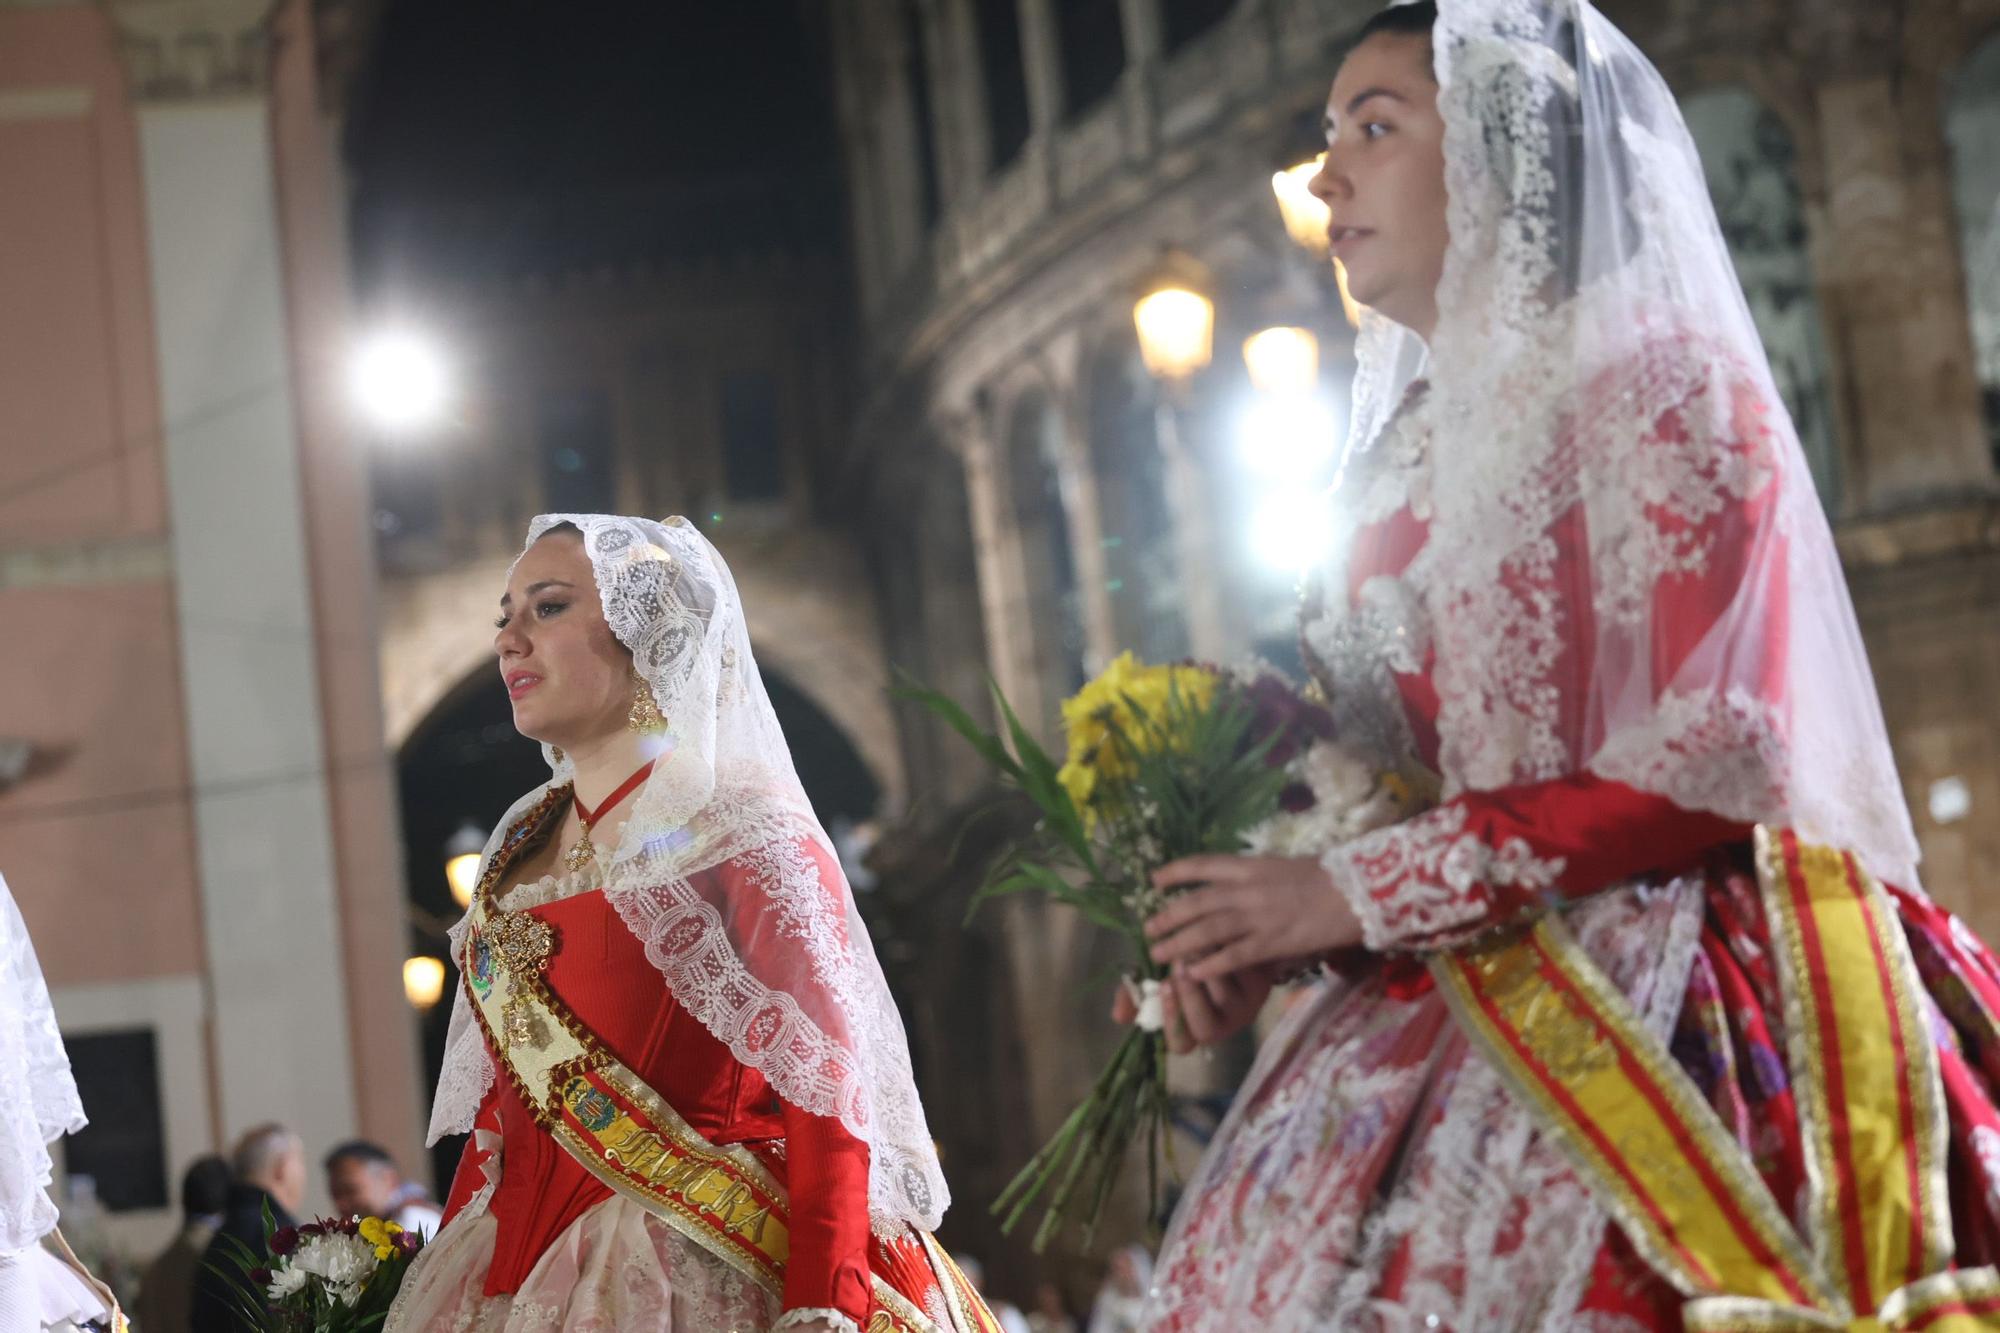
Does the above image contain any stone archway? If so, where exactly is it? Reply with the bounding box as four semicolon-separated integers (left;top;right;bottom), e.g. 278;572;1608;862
377;524;906;808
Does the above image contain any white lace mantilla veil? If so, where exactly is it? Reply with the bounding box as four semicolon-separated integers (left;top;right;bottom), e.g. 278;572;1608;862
427;514;948;1233
1336;0;1921;889
0;873;86;1253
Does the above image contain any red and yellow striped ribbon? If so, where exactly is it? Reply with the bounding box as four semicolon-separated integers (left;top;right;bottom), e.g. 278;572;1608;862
1432;828;2000;1330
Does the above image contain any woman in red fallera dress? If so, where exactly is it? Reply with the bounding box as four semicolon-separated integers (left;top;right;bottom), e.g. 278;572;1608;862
387;515;997;1333
1124;2;2000;1330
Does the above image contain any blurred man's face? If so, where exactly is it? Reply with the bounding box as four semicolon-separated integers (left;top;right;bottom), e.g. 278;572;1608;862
327;1158;398;1220
272;1143;309;1215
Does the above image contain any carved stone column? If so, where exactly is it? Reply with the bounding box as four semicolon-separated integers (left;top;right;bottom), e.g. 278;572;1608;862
108;0;373;1195
1795;6;1998;511
951;403;1052;734
105;0;277;101
1047;347;1120;674
1115;0;1163;162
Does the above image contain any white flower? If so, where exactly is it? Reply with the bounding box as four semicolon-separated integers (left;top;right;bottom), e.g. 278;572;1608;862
266;1261;308;1302
1125;977;1165;1033
292;1231;378;1307
1241;739;1416;857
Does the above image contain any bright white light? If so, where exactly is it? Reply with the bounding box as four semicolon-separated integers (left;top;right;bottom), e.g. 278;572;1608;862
1930;776;1972;825
445;852;481;908
351;329;450;434
1243;326;1319;395
1271;156;1330;254
1250;490;1337;573
1237;393;1340;480
403;956;447;1010
1132;287;1216;382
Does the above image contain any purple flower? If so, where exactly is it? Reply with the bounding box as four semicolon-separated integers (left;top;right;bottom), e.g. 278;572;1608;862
1237;673;1336;770
270;1227;299;1256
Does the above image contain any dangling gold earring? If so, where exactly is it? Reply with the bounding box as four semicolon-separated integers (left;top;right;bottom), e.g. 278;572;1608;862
627;670;666;734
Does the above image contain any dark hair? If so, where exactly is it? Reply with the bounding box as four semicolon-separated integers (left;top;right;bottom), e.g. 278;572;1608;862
181;1154;231;1220
323;1139;397;1173
1356;1;1437;44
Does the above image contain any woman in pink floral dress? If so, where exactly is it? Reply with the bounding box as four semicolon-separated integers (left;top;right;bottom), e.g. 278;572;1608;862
1129;3;2000;1329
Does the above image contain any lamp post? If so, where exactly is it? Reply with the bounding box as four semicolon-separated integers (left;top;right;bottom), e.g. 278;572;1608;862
1132;253;1228;660
1242;326;1320;395
403;956;446;1010
1240;325;1340;573
444;821;485;910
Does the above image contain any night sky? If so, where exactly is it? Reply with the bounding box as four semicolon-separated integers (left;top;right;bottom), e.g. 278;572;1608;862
344;1;840;282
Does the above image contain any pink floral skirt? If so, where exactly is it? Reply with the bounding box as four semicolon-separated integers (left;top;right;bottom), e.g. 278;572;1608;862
1145;851;2000;1332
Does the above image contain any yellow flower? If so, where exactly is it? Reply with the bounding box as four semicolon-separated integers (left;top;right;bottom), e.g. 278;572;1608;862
1055;653;1219;826
358;1216;404;1261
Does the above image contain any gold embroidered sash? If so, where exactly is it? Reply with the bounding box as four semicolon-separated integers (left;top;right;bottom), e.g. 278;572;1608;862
1432;827;2000;1330
460;793;1001;1333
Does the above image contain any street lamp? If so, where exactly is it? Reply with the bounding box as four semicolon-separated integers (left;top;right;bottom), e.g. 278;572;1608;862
403;956;447;1010
351;327;452;436
1133;253;1227;658
1133;288;1216;384
1242;326;1320;395
1271;156;1329;254
444;822;485;909
1271;154;1365;328
1238;327;1338;482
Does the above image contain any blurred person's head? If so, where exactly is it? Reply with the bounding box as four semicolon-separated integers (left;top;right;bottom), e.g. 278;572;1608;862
322;1140;406;1221
1034;1281;1069;1317
230;1123;306;1214
179;1154;231;1223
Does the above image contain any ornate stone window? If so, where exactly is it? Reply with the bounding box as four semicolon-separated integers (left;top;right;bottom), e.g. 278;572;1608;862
1008;391;1089;698
1947;33;2000;463
1682;87;1842;508
1057;0;1126;121
975;0;1032;172
1087;339;1189;663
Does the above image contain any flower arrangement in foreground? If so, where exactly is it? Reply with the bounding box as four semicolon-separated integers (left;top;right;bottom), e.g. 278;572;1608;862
211;1208;424;1331
904;652;1413;1250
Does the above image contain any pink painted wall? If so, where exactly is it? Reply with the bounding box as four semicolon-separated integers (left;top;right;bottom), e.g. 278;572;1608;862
0;5;201;986
0;584;205;981
0;4;166;546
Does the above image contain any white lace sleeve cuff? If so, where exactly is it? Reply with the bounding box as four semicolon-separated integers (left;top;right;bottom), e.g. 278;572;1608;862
1322;803;1565;952
773;1309;863;1333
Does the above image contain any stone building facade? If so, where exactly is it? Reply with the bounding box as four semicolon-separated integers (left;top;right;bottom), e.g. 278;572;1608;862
828;0;2000;1292
0;0;418;1264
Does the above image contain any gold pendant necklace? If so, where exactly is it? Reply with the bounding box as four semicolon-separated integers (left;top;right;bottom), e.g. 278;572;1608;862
563;758;656;874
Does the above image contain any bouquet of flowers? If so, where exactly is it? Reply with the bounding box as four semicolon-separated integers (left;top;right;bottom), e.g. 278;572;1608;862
211;1210;425;1331
905;652;1412;1249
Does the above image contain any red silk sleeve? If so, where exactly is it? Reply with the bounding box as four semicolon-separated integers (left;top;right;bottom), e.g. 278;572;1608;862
1324;773;1746;950
778;1096;875;1323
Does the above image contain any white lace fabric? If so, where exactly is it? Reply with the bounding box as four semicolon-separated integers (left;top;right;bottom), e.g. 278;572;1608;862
1146;876;1707;1330
1317;0;1920;903
427;515;948;1235
0;873;86;1253
386;1188;787;1332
